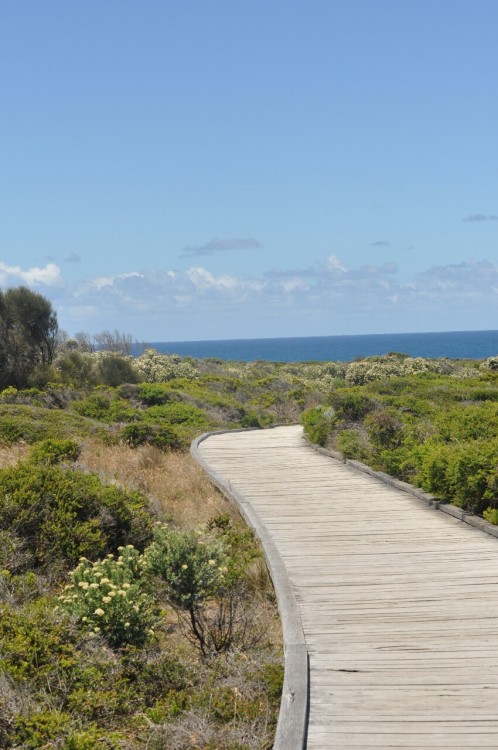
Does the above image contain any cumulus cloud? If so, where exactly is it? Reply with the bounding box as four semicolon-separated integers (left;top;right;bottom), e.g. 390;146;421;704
370;240;391;247
64;253;81;263
462;214;498;222
41;254;498;339
181;237;262;257
0;261;62;287
325;255;347;273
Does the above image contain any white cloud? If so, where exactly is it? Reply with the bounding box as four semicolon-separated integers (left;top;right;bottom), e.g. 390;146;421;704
186;267;239;291
325;255;347;273
34;255;498;339
0;261;62;287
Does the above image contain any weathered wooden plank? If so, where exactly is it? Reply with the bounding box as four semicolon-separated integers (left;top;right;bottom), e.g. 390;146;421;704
195;425;498;749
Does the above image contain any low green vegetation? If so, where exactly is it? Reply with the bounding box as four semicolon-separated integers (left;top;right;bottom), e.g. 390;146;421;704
0;433;282;749
302;354;498;520
3;287;498;747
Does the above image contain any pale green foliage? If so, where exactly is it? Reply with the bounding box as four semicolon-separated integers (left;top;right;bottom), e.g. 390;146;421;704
345;355;450;385
484;507;498;524
134;349;199;382
480;356;498;371
61;546;157;647
144;523;228;609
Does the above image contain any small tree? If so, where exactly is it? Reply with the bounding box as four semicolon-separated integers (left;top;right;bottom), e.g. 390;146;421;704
0;287;58;389
144;523;229;656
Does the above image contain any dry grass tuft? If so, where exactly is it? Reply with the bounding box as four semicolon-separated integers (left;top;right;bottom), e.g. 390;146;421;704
0;443;29;468
80;440;241;528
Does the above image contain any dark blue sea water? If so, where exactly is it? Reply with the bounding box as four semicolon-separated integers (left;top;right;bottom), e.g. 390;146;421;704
136;330;498;363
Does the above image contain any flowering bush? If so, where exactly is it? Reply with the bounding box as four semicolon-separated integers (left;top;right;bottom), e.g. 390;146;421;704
144;523;228;610
345;355;451;385
60;546;157;647
134;349;199;382
480;356;498;371
144;523;234;656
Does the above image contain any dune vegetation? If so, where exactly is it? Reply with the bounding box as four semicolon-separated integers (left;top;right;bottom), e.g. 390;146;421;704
3;289;498;748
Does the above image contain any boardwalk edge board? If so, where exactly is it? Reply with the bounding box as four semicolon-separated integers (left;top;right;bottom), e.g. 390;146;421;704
191;429;309;750
305;436;498;540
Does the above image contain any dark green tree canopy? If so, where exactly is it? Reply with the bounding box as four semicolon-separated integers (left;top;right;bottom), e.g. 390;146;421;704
0;286;58;388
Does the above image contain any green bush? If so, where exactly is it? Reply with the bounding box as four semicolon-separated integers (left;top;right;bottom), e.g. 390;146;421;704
145;402;209;427
0;464;153;571
337;429;370;461
120;422;182;449
72;390;138;423
145;523;228;610
61;547;158;647
332;392;375;422
95;354;142;387
0;597;79;686
364;409;403;449
416;439;498;515
0;404;106;445
145;523;232;656
13;709;73;749
301;407;333;447
483;507;498;525
137;382;173;405
28;438;80;465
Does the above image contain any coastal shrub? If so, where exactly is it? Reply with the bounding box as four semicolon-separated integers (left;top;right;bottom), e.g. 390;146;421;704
145;402;209;428
480;356;498;371
55;351;97;388
137;382;173;405
28;438;80;466
240;411;262;428
337;429;370;461
72;390;138;423
483;507;498;525
332;392;375;422
416;439;498;514
364;409;403;449
0;597;79;687
61;547;158;647
13;710;74;749
302;406;334;446
0;413;43;444
145;524;228;610
120;422;182;449
145;523;234;655
0;464;153;571
134;349;199;382
345;355;451;386
434;403;498;443
95;353;142;387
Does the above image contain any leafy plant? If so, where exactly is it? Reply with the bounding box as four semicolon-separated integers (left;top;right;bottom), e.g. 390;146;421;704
0;463;153;571
145;523;229;656
61;547;158;647
28;438;80;466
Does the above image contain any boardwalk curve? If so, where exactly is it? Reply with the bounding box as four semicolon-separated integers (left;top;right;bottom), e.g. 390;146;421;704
193;425;498;749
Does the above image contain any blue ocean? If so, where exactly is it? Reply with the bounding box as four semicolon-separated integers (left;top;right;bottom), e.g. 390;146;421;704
137;330;498;363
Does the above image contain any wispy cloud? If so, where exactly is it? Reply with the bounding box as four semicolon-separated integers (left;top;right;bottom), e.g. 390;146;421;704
181;237;262;257
462;214;498;222
370;240;390;247
20;255;498;338
0;261;62;287
64;253;81;263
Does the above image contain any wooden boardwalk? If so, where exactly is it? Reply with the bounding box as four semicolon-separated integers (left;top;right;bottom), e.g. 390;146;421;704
196;425;498;749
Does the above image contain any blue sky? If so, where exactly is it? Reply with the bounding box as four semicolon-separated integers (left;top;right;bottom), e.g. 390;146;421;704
1;0;498;341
